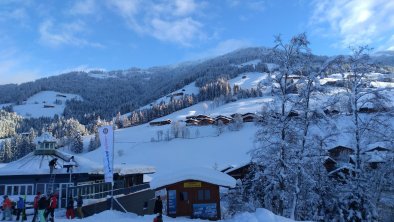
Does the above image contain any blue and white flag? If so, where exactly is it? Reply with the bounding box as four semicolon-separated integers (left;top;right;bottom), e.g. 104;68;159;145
99;126;114;183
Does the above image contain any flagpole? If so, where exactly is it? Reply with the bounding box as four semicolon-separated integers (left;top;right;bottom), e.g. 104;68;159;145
111;124;114;210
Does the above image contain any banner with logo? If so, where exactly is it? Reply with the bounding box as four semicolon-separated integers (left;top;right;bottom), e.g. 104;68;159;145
99;126;114;183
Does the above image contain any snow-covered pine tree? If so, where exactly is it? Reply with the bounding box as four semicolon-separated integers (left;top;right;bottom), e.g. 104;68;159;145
71;132;83;154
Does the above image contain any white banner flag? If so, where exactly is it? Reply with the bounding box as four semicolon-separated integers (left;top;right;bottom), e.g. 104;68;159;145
99;126;114;183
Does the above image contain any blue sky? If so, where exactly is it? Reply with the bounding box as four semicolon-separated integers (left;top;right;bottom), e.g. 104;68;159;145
0;0;393;85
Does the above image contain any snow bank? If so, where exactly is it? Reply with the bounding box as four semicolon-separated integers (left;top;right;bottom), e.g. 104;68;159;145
55;208;298;222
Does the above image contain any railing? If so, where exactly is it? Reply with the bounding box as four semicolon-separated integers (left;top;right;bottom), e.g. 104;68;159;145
67;183;150;201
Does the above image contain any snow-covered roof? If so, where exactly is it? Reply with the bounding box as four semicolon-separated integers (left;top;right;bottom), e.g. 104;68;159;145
150;167;236;189
0;150;154;176
90;163;155;175
223;162;252;174
366;153;386;163
35;132;57;143
365;141;392;152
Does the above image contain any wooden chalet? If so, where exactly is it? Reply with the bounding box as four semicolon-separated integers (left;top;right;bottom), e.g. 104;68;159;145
241;113;259;122
185;119;199;126
358;107;378;113
150;168;235;220
214;115;232;125
198;118;215;126
327;145;354;162
328;165;356;181
43;104;55;108
363;143;393;169
287;111;299;118
186;115;211;120
0;132;155;208
324;109;340;115
222;162;254;180
149;119;172;126
323;145;355;175
323;157;337;173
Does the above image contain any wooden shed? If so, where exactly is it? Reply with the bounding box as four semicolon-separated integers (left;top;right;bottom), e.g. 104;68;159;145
150;168;236;220
149;119;172;126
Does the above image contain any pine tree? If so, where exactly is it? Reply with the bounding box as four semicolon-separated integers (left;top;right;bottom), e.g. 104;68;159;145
71;132;83;154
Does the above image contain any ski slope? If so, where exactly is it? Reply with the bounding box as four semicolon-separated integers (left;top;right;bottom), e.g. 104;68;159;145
11;91;82;118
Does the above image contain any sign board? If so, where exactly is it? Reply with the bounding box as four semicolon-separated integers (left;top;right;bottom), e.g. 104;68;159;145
192;203;217;219
167;190;177;215
99;126;114;183
184;182;201;188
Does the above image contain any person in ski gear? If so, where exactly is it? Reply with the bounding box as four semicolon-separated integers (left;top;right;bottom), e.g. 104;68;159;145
1;195;12;221
66;195;75;219
153;196;163;215
48;158;58;174
16;197;25;221
38;195;48;222
76;194;84;218
153;214;163;222
32;192;41;222
46;194;57;222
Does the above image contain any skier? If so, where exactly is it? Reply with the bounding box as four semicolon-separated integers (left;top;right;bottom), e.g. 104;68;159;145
1;195;12;221
16;197;25;221
66;195;75;219
32;192;41;222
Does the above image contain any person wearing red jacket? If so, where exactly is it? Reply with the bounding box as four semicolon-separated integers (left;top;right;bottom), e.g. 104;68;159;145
32;192;41;222
1;195;13;221
45;194;57;222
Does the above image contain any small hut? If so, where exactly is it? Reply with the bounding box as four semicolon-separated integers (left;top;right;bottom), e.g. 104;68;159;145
150;167;235;220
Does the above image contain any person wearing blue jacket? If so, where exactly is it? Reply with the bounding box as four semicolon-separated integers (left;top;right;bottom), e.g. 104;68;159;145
16;197;25;221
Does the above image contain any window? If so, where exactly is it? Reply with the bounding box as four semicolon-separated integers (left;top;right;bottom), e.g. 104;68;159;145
6;186;12;195
13;186;18;195
180;191;188;201
0;185;5;195
204;190;210;200
27;186;33;195
5;184;34;195
198;190;211;201
198;190;204;200
20;185;26;195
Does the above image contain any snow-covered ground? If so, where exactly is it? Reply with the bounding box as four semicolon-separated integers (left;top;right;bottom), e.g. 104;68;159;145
10;91;82;118
53;208;296;222
83;122;256;175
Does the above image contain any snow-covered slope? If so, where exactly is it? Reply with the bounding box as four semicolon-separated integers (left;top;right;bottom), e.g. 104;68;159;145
139;81;199;110
229;72;268;90
83;121;256;175
11;91;82;118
